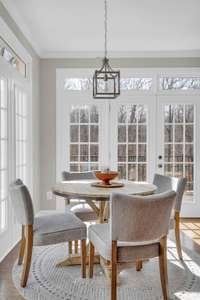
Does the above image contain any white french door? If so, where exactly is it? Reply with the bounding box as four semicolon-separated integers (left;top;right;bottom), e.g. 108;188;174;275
57;90;156;179
109;95;156;183
57;68;200;216
56;88;109;191
157;96;200;217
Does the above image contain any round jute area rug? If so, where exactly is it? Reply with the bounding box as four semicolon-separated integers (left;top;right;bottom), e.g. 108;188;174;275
12;240;200;300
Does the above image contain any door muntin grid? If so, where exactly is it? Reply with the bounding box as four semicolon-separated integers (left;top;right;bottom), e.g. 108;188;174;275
117;104;148;181
0;78;8;233
163;104;194;201
69;105;100;172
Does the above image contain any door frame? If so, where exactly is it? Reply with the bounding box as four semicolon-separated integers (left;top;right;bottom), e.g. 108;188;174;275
56;68;200;216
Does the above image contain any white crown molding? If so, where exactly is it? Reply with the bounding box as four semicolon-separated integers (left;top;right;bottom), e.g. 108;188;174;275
1;0;43;57
41;50;200;59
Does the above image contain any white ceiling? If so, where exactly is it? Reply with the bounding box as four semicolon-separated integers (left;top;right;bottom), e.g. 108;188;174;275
2;0;200;58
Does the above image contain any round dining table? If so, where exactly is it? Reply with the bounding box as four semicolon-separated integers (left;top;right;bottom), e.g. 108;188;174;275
52;179;157;223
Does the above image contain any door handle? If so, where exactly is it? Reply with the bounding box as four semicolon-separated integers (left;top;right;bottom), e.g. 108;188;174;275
158;164;163;168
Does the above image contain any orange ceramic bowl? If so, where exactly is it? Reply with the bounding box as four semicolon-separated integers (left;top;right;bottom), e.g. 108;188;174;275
94;171;118;185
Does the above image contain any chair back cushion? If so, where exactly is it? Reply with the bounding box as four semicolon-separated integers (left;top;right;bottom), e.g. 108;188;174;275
9;179;34;225
62;171;94;181
110;191;176;243
153;174;187;212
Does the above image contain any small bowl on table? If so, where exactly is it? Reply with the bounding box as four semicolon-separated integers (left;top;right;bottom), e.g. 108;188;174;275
93;171;118;185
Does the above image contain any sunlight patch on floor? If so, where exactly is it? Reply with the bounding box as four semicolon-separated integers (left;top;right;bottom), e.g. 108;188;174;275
181;220;200;246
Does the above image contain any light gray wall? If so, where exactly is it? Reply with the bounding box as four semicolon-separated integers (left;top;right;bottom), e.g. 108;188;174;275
40;57;200;210
0;2;40;212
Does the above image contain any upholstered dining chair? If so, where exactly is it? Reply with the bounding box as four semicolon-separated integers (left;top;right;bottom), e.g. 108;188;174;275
62;171;98;254
88;191;176;300
153;174;187;261
9;179;87;288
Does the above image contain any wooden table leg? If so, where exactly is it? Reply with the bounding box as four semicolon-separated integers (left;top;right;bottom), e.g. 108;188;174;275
57;199;107;268
99;201;106;223
57;253;100;267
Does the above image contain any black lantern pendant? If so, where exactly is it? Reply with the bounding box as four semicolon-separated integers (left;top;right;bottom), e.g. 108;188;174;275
93;0;120;99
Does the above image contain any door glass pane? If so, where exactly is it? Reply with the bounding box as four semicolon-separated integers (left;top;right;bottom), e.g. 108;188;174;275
164;144;173;162
163;104;194;201
164;125;173;142
128;125;136;143
117;104;148;181
118;126;126;143
69;105;100;172
80;125;88;142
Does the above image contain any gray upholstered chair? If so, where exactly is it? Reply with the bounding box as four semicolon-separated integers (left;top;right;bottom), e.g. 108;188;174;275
88;191;176;300
62;171;98;254
62;171;98;221
153;174;187;261
9;179;87;288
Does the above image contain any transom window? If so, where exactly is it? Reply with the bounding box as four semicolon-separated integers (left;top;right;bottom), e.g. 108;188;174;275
0;36;26;77
64;78;152;91
160;77;200;90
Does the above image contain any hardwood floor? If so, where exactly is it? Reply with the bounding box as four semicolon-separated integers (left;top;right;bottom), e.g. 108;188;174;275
0;245;24;300
0;219;200;300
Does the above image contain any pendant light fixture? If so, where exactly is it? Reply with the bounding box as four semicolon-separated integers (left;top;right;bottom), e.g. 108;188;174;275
93;0;120;99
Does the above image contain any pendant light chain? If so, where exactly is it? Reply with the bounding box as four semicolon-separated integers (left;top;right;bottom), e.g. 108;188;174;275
93;0;120;98
104;0;108;58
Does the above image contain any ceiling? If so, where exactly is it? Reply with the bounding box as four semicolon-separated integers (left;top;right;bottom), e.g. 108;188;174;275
2;0;200;58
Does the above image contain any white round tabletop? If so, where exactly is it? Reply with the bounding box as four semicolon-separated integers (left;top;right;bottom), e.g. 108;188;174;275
52;180;157;200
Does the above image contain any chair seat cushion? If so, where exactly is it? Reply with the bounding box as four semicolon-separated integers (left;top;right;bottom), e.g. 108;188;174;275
34;210;86;246
88;224;160;262
70;204;98;221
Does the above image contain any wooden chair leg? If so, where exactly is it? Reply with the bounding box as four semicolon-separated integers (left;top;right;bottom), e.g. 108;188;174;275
111;241;117;300
18;225;26;265
159;236;169;300
21;225;33;288
136;260;143;271
81;239;86;278
75;240;79;254
175;212;183;261
68;241;72;255
89;242;95;278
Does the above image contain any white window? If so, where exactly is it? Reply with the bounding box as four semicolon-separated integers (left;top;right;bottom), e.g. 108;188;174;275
0;78;8;233
0;17;32;261
0;36;26;77
15;85;29;184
